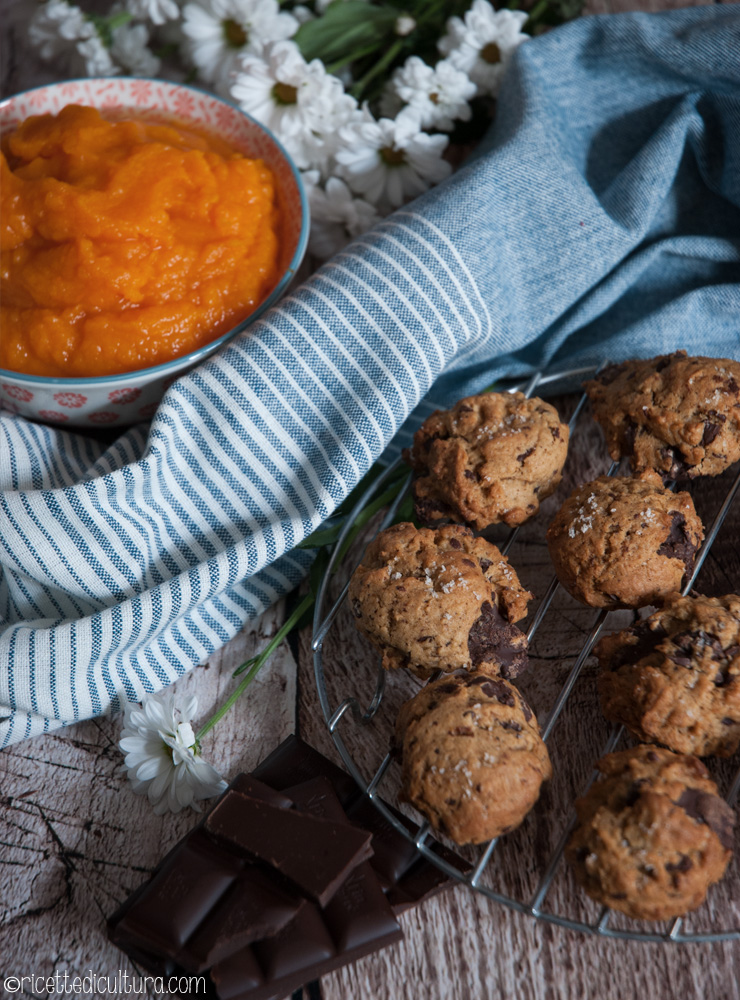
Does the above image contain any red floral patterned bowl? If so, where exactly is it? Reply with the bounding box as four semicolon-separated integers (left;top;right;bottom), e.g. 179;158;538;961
0;78;308;428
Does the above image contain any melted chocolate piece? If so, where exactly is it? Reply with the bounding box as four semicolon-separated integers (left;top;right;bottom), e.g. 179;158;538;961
623;420;638;454
702;419;724;447
659;447;694;481
413;494;453;526
607;621;668;671
517;447;535;463
623;780;645;808
675;789;736;851
665;854;693;887
478;678;516;706
657;512;698;571
500;719;522;732
467;601;529;679
665;855;693;873
436;682;460;695
594;363;624;386
670;630;724;669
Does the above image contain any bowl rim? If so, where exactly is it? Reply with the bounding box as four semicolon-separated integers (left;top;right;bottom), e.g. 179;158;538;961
0;77;309;387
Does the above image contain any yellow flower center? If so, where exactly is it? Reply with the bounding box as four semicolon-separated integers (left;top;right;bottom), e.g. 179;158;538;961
223;19;247;49
272;82;298;105
380;146;406;167
481;41;502;65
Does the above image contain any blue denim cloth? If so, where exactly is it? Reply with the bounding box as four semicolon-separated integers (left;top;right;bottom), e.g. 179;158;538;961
1;6;738;744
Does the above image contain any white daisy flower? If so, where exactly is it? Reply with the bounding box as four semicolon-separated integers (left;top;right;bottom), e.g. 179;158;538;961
438;0;528;98
182;0;298;95
334;108;451;210
124;0;181;25
29;0;119;76
76;33;120;76
291;5;315;25
303;171;380;260
389;56;476;132
231;41;359;172
111;22;161;76
119;690;227;815
394;14;416;37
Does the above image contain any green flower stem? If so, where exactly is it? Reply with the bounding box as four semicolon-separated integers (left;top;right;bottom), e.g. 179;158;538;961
327;43;383;76
298;470;408;551
195;591;314;741
525;0;550;27
333;476;409;564
350;37;405;100
195;464;410;742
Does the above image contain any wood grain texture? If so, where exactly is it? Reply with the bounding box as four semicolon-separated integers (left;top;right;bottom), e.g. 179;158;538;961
0;602;297;997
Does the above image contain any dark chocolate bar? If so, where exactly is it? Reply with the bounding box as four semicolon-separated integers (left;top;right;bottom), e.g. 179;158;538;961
253;735;469;909
178;866;301;973
210;778;402;1000
109;778;307;974
109;736;467;1000
205;790;373;906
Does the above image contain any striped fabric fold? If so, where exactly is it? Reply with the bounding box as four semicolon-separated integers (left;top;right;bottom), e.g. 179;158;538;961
2;7;740;745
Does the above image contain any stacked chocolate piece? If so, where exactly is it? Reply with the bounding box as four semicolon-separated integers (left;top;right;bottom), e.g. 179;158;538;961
109;736;468;998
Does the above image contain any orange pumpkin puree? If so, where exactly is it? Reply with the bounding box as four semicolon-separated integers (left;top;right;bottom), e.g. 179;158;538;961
0;104;282;377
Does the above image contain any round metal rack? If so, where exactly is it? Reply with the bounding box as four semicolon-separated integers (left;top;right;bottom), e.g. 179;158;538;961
311;364;740;943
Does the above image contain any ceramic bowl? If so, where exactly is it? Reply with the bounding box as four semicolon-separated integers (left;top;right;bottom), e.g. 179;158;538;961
0;78;308;428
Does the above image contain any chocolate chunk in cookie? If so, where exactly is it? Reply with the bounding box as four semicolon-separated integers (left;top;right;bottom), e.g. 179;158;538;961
565;745;734;921
584;352;740;480
597;593;740;757
395;673;552;845
406;392;569;531
546;473;704;608
348;523;532;680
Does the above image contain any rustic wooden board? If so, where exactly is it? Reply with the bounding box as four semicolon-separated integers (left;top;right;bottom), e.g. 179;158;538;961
0;601;297;997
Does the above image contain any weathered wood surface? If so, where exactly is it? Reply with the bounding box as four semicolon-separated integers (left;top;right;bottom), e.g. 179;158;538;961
2;2;740;998
0;600;297;998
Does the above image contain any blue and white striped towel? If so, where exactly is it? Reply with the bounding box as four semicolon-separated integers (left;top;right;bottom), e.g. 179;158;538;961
2;7;739;746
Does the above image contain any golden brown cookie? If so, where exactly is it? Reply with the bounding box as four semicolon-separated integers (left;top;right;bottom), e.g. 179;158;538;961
546;473;704;608
583;351;740;480
348;523;533;680
597;593;740;758
395;672;552;845
406;392;569;531
565;745;734;921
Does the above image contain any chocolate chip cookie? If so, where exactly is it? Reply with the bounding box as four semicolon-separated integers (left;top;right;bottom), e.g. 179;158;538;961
395;672;552;845
546;473;704;608
597;593;740;758
348;522;533;680
565;745;734;921
583;351;740;480
406;391;569;530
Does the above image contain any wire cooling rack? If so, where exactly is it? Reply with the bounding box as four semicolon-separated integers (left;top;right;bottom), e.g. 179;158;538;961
311;364;740;944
